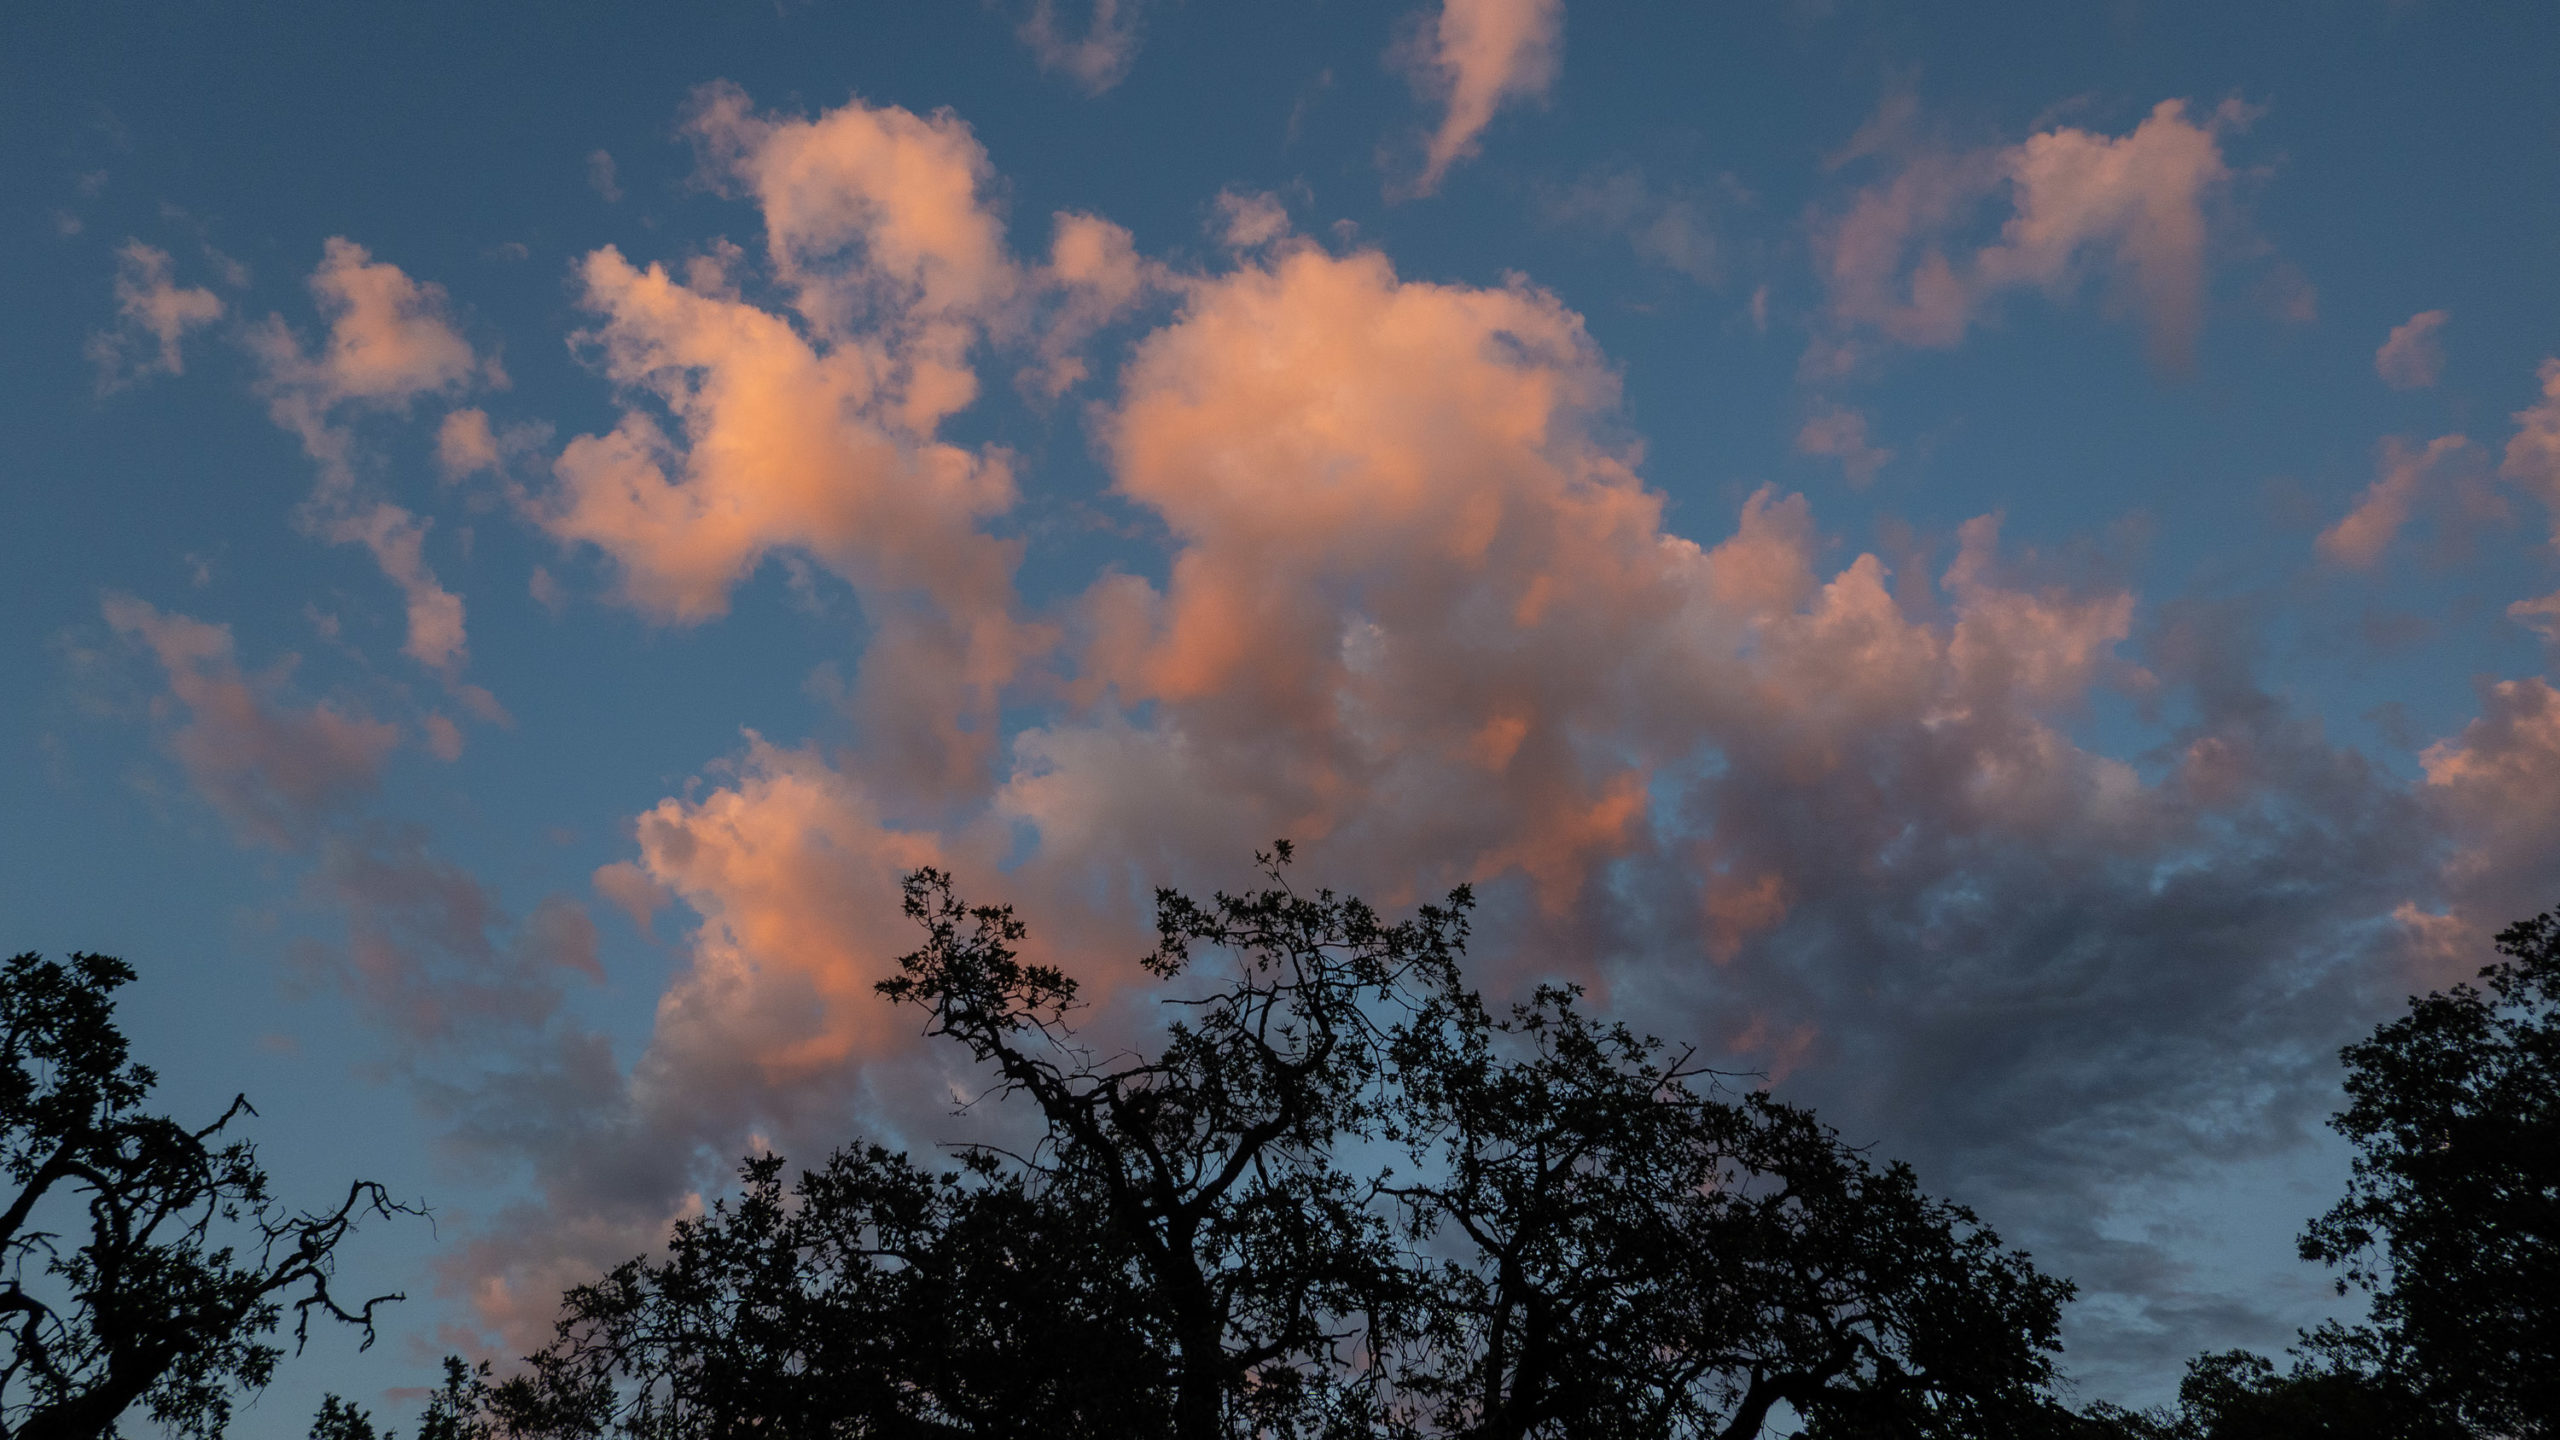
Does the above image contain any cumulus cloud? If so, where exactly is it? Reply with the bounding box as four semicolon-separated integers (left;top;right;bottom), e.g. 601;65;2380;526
86;240;222;391
104;593;399;850
1015;0;1148;95
537;86;1160;795
318;96;2557;1391
1398;0;1565;196
250;238;503;687
2416;676;2560;962
2375;308;2449;389
1814;98;2243;371
1796;402;1893;484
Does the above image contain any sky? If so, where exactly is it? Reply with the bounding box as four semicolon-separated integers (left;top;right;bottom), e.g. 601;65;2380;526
8;0;2560;1427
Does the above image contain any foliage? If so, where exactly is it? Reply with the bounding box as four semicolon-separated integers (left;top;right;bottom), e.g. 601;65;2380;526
476;851;2078;1440
2082;906;2560;1440
0;951;413;1440
2072;1347;2462;1440
2293;910;2560;1437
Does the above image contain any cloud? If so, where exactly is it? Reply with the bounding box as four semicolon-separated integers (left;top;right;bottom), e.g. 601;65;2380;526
297;825;600;1047
1398;0;1565;196
2417;676;2560;963
249;238;503;684
2374;308;2448;389
586;148;621;203
2315;433;2484;568
537;87;1129;795
2500;357;2560;540
103;593;399;850
1211;189;1292;253
1796;403;1894;485
86;240;222;390
1540;165;1719;284
1015;0;1148;95
1814;98;2243;371
454;229;2440;1376
324;99;2560;1391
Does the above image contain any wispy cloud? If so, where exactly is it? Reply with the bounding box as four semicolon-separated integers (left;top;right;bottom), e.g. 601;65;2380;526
1396;0;1564;196
1015;0;1148;95
103;594;399;850
249;238;505;697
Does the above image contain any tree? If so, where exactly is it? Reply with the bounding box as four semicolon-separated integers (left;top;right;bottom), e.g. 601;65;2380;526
1388;982;2074;1440
2091;905;2560;1440
488;1148;1172;1439
0;951;413;1440
481;852;2081;1439
2068;1346;2464;1440
2290;910;2560;1437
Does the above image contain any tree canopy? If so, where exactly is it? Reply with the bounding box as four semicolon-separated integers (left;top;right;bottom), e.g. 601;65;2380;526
0;951;411;1440
471;852;2079;1440
341;874;2560;1439
2294;910;2560;1437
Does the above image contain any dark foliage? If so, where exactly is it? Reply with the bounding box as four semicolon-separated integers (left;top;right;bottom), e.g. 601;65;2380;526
0;951;412;1440
1388;980;2072;1440
2073;1346;2463;1440
476;852;2077;1440
2294;910;2560;1437
2081;907;2560;1440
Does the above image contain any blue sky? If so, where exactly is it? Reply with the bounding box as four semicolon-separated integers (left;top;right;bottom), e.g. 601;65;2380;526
9;0;2560;1426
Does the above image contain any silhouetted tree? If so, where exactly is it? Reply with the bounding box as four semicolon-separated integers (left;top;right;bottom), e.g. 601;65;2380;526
478;852;2081;1439
2293;909;2560;1437
2081;906;2560;1440
1388;981;2074;1440
2072;1346;2462;1440
489;1148;1171;1439
0;951;413;1440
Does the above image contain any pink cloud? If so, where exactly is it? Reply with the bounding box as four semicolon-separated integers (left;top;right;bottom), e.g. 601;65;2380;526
2501;357;2560;539
536;88;1114;795
416;115;2510;1362
86;240;222;390
1796;403;1894;485
2317;433;2481;568
622;738;952;1087
250;239;502;681
2375;308;2449;390
103;593;399;850
2417;676;2560;968
1815;98;2243;369
1399;0;1565;196
1016;0;1148;95
298;827;599;1045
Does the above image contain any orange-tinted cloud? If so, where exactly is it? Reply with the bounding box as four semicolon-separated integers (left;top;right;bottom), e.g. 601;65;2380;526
2501;358;2560;539
250;239;502;683
2417;676;2560;968
87;240;223;390
537;88;1146;794
2375;309;2449;390
2317;434;2481;568
1796;403;1893;485
622;738;951;1087
1016;0;1148;95
1400;0;1564;196
104;593;399;850
1816;98;2242;370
